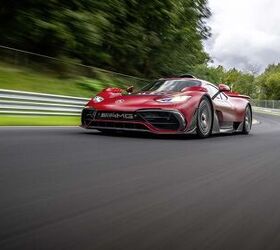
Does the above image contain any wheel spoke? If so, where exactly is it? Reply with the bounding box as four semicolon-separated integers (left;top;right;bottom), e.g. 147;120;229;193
198;100;212;136
245;108;252;131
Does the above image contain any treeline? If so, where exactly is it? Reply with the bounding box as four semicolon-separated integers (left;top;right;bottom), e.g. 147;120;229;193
0;0;210;78
192;63;280;100
1;1;280;99
255;64;280;100
192;64;256;97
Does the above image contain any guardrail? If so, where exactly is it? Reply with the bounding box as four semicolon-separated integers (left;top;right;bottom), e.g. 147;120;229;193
252;99;280;116
0;89;88;116
253;106;280;116
253;99;280;109
1;89;280;117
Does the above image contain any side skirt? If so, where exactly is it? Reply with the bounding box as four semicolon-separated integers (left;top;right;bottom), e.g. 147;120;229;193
235;121;244;132
185;109;198;134
211;111;221;134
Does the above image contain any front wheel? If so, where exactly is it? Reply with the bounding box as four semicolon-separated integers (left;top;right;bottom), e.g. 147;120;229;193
196;98;213;138
242;105;252;134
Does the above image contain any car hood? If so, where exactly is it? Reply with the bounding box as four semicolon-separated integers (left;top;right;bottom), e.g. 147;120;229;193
101;94;164;106
87;91;181;111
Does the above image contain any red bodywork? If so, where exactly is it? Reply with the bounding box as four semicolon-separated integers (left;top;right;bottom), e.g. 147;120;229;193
81;78;251;135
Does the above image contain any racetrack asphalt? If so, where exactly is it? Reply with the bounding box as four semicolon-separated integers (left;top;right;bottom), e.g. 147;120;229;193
0;113;280;250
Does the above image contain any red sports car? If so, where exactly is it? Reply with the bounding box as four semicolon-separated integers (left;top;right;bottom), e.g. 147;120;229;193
81;75;252;138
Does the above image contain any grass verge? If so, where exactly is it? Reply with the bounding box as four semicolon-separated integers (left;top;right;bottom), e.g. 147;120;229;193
0;116;80;126
0;62;148;126
0;62;147;97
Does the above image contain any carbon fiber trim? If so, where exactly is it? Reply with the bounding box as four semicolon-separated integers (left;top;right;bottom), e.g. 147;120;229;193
136;109;186;131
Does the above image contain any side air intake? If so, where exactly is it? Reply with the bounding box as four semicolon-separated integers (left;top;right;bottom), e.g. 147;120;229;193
179;74;196;78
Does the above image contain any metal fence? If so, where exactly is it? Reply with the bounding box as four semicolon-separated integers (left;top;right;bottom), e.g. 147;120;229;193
252;100;280;109
1;89;280;117
0;89;88;116
252;100;280;116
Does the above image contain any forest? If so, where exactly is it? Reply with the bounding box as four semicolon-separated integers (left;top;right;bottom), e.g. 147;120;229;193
0;0;280;99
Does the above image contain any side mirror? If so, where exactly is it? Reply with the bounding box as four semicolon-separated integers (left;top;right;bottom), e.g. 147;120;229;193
126;86;134;94
218;84;231;92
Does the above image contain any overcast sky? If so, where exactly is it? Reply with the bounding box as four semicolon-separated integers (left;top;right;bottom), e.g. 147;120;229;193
205;0;280;73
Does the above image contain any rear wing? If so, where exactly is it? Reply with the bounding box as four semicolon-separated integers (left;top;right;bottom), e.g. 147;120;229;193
225;91;250;100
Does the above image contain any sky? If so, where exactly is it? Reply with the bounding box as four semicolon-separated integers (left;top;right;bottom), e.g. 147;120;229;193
205;0;280;73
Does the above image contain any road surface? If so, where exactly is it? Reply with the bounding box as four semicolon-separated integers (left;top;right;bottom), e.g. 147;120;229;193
1;113;280;250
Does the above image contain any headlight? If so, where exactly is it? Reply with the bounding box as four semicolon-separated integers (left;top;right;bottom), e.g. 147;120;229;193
156;96;191;103
93;96;104;103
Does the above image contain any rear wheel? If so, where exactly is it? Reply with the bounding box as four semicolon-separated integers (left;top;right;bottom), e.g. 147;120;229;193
242;105;252;134
196;98;213;138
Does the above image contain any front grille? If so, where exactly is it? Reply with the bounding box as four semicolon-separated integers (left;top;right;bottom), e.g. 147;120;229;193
137;111;184;131
82;108;185;132
95;111;142;121
82;109;147;131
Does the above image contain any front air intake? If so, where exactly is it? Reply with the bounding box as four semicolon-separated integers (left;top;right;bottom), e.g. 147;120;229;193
137;110;186;131
81;108;96;127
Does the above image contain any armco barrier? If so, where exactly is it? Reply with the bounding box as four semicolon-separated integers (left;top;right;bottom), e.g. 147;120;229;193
0;89;88;116
253;106;280;116
1;89;280;117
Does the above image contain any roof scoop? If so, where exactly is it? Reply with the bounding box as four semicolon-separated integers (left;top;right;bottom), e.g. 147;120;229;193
179;74;196;78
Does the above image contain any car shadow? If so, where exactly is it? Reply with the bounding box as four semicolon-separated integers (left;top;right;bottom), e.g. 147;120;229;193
79;129;251;141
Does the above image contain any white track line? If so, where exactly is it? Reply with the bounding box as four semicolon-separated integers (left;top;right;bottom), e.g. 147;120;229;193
252;118;260;125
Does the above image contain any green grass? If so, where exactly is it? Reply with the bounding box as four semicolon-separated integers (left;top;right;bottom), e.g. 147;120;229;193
0;62;128;97
0;115;80;126
0;62;148;126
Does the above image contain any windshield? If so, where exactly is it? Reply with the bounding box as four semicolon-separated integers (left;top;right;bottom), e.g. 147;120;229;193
141;80;201;93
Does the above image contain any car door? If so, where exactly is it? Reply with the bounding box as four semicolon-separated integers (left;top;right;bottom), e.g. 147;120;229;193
205;84;235;126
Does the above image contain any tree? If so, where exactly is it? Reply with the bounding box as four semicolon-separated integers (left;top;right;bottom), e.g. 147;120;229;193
255;64;280;100
192;64;256;97
0;0;211;77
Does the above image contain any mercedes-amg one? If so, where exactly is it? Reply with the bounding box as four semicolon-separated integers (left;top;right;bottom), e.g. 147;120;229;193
81;75;252;138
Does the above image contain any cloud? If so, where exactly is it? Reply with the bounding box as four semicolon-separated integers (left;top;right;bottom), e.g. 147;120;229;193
205;0;280;73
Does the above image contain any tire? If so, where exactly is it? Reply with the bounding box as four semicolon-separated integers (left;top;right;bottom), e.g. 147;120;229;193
196;97;213;138
242;105;252;134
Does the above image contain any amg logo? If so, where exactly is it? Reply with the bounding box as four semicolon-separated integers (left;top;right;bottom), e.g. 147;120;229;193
100;112;134;120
